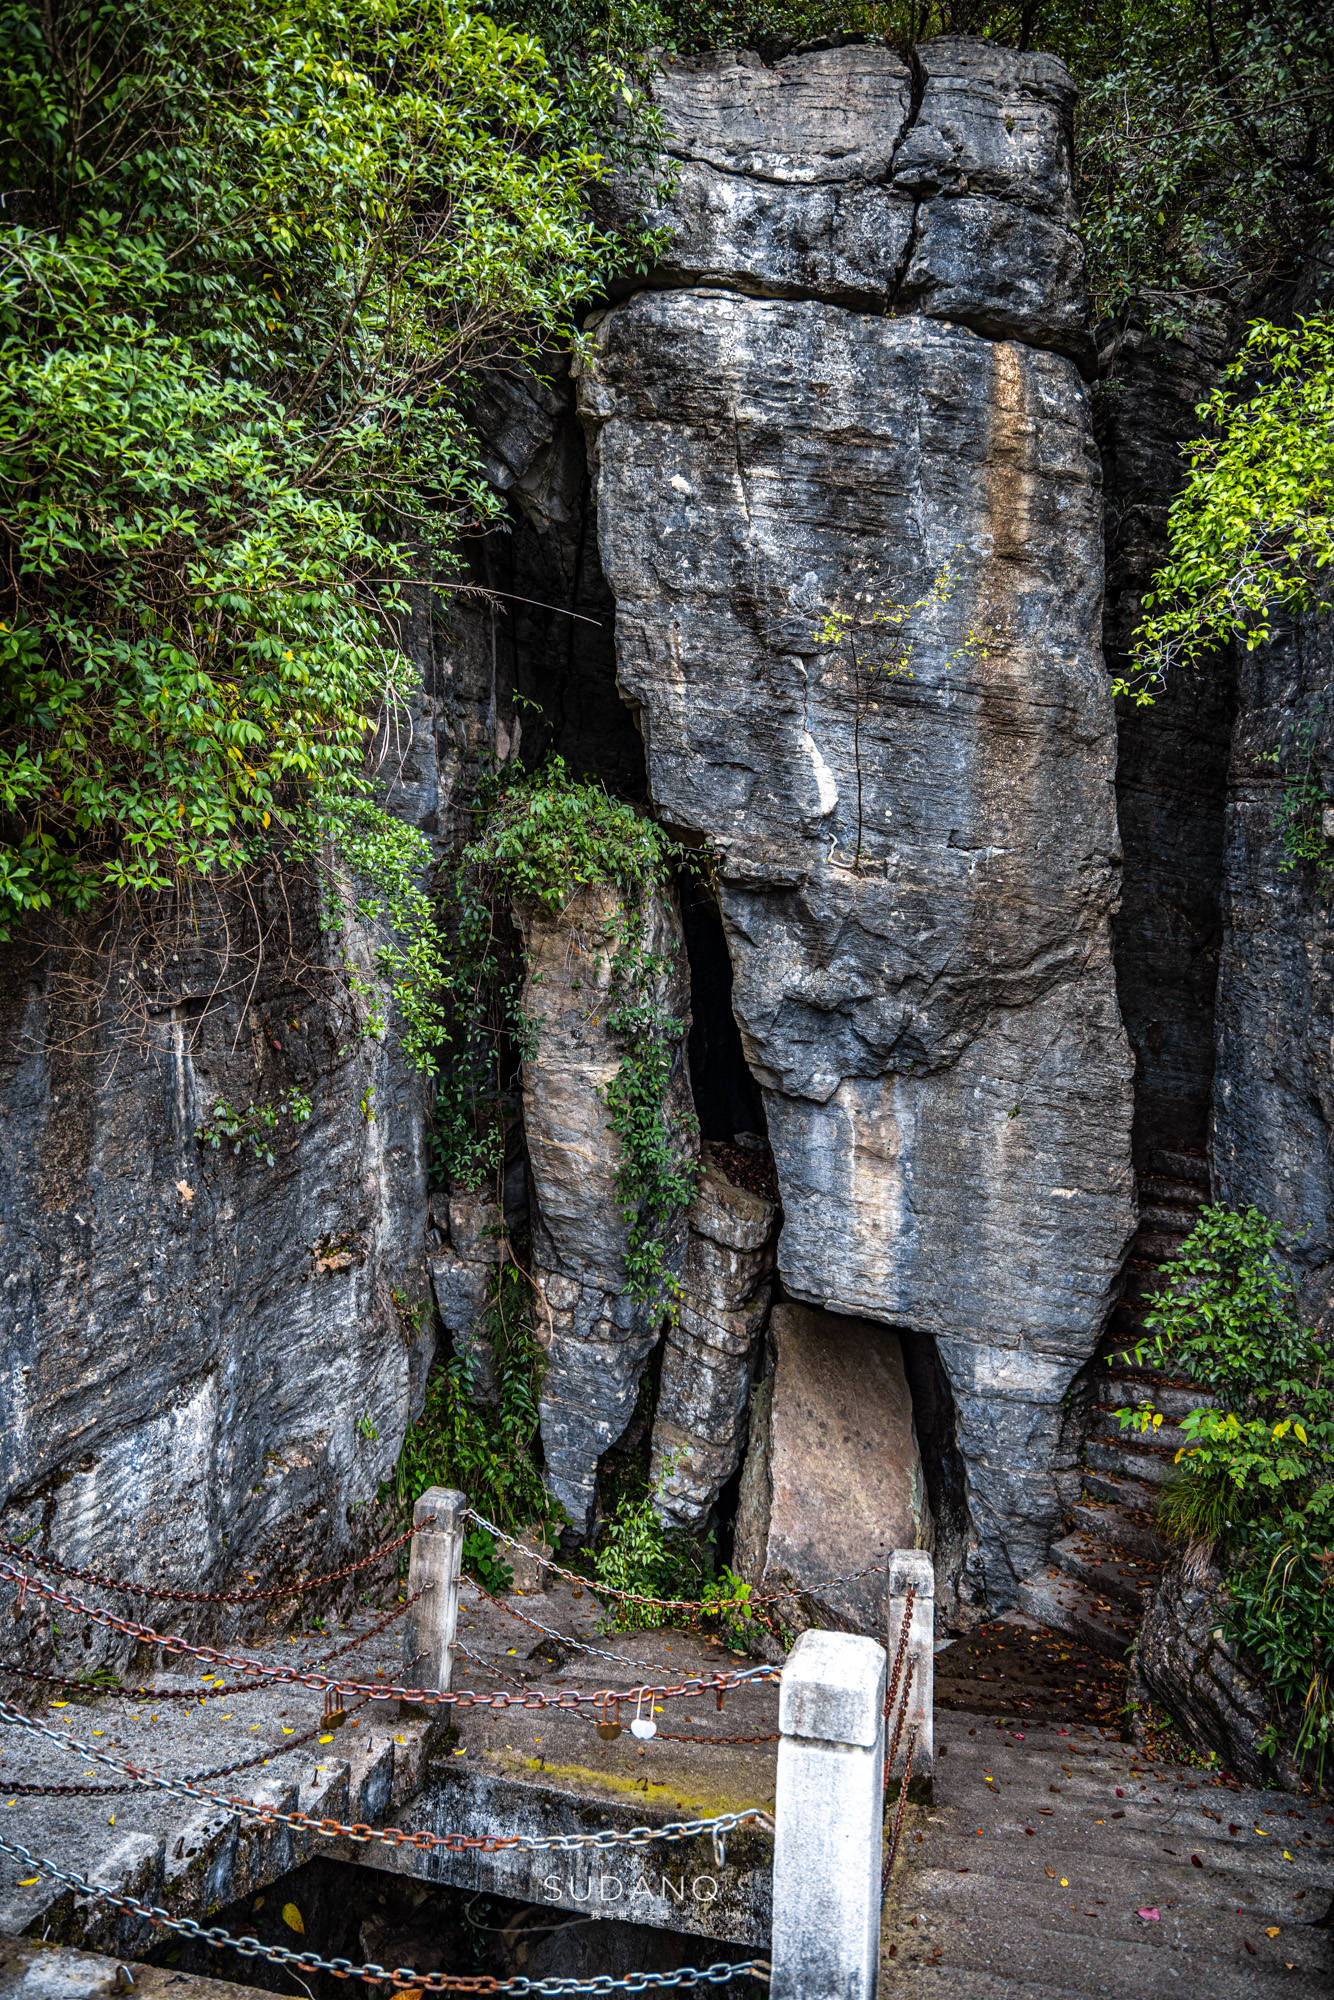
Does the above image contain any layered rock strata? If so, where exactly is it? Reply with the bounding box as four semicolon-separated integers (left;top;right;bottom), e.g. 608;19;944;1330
517;881;697;1530
0;870;432;1666
733;1303;931;1635
649;1146;778;1527
579;40;1137;1602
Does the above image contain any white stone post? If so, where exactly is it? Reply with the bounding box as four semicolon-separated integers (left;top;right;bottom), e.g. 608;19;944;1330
401;1487;464;1705
770;1629;886;2000
887;1549;934;1785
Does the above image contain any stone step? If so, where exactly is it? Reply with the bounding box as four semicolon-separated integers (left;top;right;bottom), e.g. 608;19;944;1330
1067;1499;1168;1565
1095;1374;1211;1421
1013;1572;1139;1657
1138;1173;1209;1211
1134;1201;1204;1236
1084;1435;1176;1489
1080;1466;1163;1515
1088;1405;1190;1455
1144;1147;1211;1190
1048;1533;1161;1611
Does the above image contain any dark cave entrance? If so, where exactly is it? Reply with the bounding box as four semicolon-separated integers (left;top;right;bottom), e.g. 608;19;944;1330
678;873;768;1148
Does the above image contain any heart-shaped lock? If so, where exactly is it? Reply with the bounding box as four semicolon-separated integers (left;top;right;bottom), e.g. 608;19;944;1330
596;1697;621;1741
630;1690;656;1740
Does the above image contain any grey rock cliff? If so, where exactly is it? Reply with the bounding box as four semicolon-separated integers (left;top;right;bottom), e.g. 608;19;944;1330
578;40;1136;1604
638;39;1091;362
0;869;432;1666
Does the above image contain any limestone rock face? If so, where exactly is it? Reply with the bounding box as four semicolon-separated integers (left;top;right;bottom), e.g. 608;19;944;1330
643;40;1091;361
0;874;431;1667
649;1146;778;1528
517;882;697;1530
733;1304;931;1636
1212;610;1334;1317
579;40;1136;1603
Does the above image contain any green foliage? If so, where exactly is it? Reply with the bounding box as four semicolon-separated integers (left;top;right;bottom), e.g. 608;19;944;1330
392;1258;563;1583
1126;316;1334;699
434;758;698;1318
0;0;625;939
195;1085;312;1164
1120;1206;1334;1778
591;1458;712;1630
1261;718;1334;882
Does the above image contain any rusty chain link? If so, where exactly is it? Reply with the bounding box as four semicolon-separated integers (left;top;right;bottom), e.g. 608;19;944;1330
0;1831;770;1993
880;1725;918;1894
0;1560;778;1711
467;1512;890;1616
0;1524;423;1607
0;1699;775;1859
1;1588;417;1705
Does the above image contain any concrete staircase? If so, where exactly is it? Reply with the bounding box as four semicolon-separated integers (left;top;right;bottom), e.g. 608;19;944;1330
1019;1152;1213;1657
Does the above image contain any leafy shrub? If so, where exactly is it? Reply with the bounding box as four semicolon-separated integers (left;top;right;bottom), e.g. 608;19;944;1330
393;1259;564;1585
1127;315;1334;699
591;1463;713;1630
195;1086;312;1164
1121;1205;1334;1777
0;0;625;953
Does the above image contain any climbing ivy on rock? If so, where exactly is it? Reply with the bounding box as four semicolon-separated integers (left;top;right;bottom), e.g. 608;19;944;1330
1120;1206;1334;1779
434;758;699;1318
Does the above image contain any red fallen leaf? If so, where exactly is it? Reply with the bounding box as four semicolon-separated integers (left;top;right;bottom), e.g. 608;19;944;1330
1116;1788;1125;1797
1244;1941;1256;1956
1229;1824;1240;1835
1136;1909;1160;1923
1191;1855;1203;1868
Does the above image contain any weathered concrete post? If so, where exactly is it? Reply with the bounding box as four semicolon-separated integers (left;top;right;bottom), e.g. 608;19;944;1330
401;1487;464;1705
771;1628;887;2000
887;1549;934;1785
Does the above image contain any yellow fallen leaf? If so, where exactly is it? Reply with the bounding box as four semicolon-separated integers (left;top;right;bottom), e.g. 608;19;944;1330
318;1735;334;1745
1283;1851;1294;1861
282;1904;304;1934
1060;1878;1068;1888
1266;1927;1281;1938
281;1727;294;1735
50;1701;68;1709
398;1988;423;2000
18;1877;39;1887
220;1714;232;1721
108;1815;115;1826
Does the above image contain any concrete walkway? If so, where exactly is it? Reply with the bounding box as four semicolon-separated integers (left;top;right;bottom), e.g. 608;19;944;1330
883;1710;1334;1998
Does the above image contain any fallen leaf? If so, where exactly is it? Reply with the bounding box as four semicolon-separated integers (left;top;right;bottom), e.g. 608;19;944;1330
176;1181;194;1201
1265;1928;1280;1939
18;1877;39;1887
1244;1941;1255;1956
318;1734;334;1745
282;1904;304;1934
1191;1854;1203;1868
1045;1867;1056;1880
1137;1908;1160;1923
1060;1878;1068;1888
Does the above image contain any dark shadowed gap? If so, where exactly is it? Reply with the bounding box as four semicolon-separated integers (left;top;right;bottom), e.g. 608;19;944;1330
897;1326;971;1615
678;873;768;1145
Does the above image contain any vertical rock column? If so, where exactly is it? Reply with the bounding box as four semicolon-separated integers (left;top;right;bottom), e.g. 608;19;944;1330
578;40;1137;1604
649;1146;778;1528
517;881;697;1532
